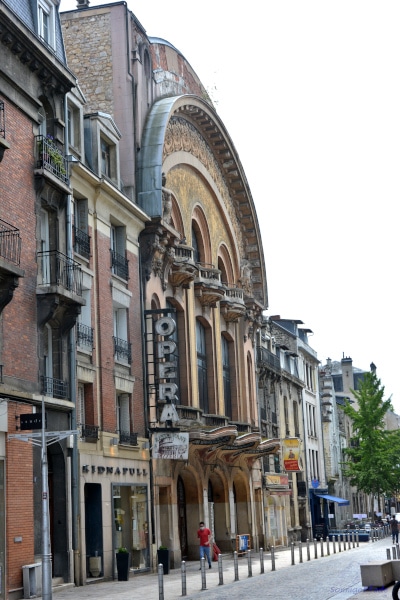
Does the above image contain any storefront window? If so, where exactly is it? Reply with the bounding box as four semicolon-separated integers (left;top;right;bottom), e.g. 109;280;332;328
112;484;149;570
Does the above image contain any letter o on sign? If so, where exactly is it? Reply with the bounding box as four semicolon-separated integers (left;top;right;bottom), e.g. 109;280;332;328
154;316;176;336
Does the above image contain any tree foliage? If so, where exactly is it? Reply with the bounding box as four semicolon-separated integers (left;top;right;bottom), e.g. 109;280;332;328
342;371;400;498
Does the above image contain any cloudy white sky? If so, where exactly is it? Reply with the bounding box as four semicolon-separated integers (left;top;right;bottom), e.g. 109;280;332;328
60;0;400;412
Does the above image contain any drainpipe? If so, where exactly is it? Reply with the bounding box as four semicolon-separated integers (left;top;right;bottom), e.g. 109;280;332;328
65;96;80;586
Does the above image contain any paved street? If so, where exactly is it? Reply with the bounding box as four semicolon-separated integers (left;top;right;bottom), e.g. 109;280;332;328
52;537;396;600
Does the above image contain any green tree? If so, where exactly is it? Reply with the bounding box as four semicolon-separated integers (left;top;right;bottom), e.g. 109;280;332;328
342;371;400;511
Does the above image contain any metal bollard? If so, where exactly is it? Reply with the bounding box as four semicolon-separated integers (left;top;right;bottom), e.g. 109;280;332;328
247;549;252;577
218;553;223;586
352;531;355;548
306;538;311;561
271;546;276;571
392;547;397;560
259;547;264;574
326;536;330;556
356;530;359;547
397;544;400;559
314;538;317;559
201;558;207;591
291;542;295;565
158;563;164;600
387;548;391;559
320;537;324;557
234;550;239;581
338;534;341;553
299;541;303;563
181;561;186;596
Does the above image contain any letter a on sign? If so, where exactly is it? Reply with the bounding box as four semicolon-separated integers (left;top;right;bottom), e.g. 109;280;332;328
160;404;179;423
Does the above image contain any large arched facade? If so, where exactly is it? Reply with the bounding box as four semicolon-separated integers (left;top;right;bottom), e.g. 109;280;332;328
139;95;279;565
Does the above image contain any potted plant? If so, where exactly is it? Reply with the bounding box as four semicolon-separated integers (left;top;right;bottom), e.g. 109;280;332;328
116;547;130;581
157;545;170;575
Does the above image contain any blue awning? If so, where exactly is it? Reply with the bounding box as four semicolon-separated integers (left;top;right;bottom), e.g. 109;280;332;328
317;494;349;506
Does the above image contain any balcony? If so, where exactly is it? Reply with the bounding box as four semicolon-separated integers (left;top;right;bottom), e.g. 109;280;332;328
220;284;246;322
35;135;68;185
257;346;282;380
0;219;24;312
111;249;129;280
37;250;85;332
113;336;132;364
81;424;99;442
204;414;229;428
194;264;224;307
42;376;69;399
73;225;91;259
77;322;94;350
119;431;138;446
170;244;197;289
0;101;10;162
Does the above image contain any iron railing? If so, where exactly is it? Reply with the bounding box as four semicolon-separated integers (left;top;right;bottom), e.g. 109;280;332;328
256;346;281;372
81;424;99;441
77;323;94;349
35;134;68;184
119;431;138;446
110;249;129;280
0;219;21;265
73;225;91;258
37;250;83;296
42;376;69;399
113;336;132;363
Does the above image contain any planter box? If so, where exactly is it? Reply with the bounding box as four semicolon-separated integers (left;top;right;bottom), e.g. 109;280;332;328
116;552;130;581
157;549;170;575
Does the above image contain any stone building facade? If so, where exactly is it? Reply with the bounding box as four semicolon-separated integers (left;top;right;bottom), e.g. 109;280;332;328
61;1;276;569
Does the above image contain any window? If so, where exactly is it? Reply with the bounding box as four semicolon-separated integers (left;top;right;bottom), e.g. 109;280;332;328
38;0;55;48
67;102;81;152
196;320;208;413
117;394;135;444
191;226;201;263
113;307;131;363
77;289;93;349
101;138;111;177
222;336;232;419
111;225;128;279
73;198;90;258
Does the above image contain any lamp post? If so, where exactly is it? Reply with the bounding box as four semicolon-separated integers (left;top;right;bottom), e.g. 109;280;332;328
41;395;52;600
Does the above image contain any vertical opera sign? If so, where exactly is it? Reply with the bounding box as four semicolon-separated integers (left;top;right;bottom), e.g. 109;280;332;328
155;316;179;412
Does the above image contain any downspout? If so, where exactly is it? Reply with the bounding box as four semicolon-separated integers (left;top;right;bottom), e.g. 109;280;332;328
65;96;80;586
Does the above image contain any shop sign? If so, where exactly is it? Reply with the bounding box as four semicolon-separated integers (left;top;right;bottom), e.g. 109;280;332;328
155;316;179;405
282;438;301;471
152;431;189;460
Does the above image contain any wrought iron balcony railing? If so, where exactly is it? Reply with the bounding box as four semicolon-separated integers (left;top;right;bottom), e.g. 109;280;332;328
256;346;281;372
73;225;91;258
111;249;129;280
35;135;68;184
113;336;132;364
42;376;69;399
77;322;94;349
81;424;99;442
119;431;138;446
37;250;83;296
0;219;21;266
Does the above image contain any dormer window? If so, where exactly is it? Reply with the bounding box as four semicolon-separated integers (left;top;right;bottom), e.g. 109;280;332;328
38;0;55;49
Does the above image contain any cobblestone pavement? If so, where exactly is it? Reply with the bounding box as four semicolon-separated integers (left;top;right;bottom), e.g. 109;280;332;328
51;537;397;600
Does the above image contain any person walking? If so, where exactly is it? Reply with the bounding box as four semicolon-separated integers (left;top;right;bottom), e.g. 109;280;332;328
197;521;212;568
391;515;399;544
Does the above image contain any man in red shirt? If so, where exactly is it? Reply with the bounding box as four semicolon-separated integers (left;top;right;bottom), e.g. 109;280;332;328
197;521;212;568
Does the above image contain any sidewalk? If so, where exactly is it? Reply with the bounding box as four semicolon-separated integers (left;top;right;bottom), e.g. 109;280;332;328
51;537;398;600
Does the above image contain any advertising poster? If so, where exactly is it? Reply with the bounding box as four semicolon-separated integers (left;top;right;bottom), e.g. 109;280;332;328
152;431;189;460
282;438;301;471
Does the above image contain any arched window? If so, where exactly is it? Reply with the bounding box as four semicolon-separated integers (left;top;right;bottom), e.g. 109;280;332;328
222;336;232;419
192;225;201;264
196;320;208;413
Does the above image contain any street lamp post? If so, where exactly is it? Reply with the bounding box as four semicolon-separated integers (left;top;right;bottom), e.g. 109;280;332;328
41;395;52;600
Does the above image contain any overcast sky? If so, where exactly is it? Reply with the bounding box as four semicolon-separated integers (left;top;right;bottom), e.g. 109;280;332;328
60;0;400;412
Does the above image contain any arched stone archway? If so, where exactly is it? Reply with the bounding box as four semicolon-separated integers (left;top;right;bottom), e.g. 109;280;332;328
207;470;229;552
176;468;202;560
